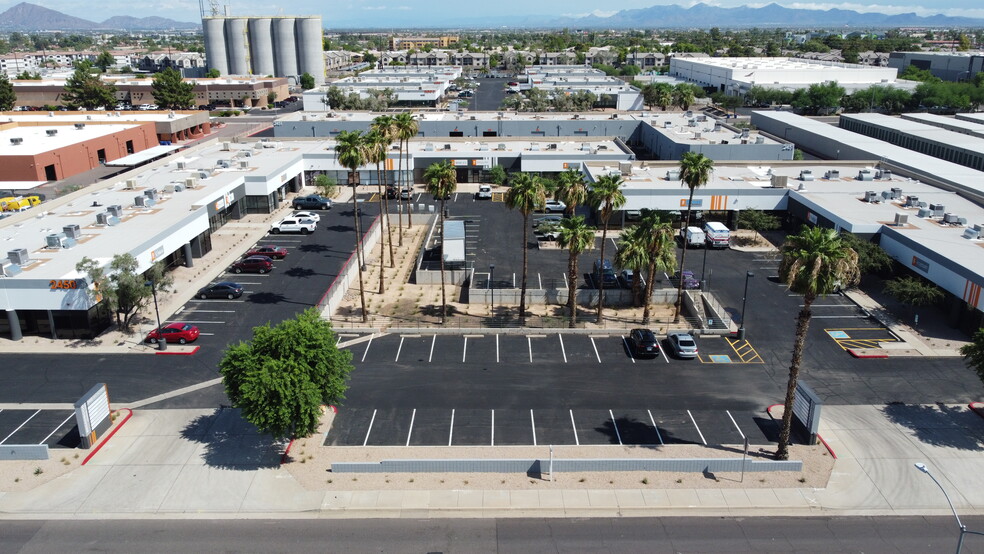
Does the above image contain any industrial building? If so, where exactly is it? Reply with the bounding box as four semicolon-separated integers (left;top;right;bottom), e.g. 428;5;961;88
670;57;910;95
839;113;984;172
887;51;984;82
900;113;984;140
516;66;644;111
304;67;462;110
202;15;325;85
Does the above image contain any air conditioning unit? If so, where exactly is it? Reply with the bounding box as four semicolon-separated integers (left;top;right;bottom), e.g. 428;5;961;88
824;170;840;179
944;213;960;224
863;191;878;202
857;170;874;181
185;178;198;188
688;119;697;127
663;120;673;128
107;205;123;218
45;129;58;136
62;224;81;239
930;203;945;217
905;195;919;207
963;228;980;240
197;171;210;180
74;123;85;130
498;144;507;151
799;170;814;181
45;233;75;249
1;259;22;277
176;161;186;169
891;187;903;199
894;213;908;226
619;162;632;175
879;169;892;179
755;136;765;144
881;191;892;201
741;129;750;138
125;179;137;189
9;137;23;145
6;248;29;266
144;189;158;201
221;142;231;151
666;170;680;181
444;144;452;150
163;183;185;193
135;195;155;207
771;174;789;188
713;122;722;132
216;160;230;169
239;160;249;169
423;143;434;151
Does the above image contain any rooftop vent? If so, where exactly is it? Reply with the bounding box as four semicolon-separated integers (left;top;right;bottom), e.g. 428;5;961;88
45;129;58;137
894;213;908;226
825;170;840;179
62;224;81;239
917;208;932;218
74;123;85;130
107;205;123;218
863;191;878;202
6;248;30;266
799;170;814;181
963;228;980;240
9;137;22;145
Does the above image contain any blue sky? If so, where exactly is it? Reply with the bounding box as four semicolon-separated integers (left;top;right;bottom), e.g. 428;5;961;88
17;0;984;25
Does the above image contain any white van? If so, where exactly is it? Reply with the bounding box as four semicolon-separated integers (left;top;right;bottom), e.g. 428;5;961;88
703;221;730;248
680;226;706;248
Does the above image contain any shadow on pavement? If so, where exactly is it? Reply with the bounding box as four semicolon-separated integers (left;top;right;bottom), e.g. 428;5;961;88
882;402;984;451
180;408;285;470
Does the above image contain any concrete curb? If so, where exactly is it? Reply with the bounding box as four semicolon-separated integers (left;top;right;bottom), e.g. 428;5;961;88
969;402;984;420
765;403;837;460
155;346;200;356
81;408;133;466
847;348;888;359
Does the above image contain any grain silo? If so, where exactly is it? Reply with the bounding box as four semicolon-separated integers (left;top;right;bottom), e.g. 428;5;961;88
225;17;250;76
295;17;325;84
248;18;275;77
201;14;324;85
202;18;229;76
272;18;298;79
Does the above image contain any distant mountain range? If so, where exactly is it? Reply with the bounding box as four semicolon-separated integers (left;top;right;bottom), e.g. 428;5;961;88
0;2;199;31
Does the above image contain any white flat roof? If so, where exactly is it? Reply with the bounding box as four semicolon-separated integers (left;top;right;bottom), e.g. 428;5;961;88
1;111;198;124
0;124;140;156
105;144;183;166
841;113;984;150
901;113;984;139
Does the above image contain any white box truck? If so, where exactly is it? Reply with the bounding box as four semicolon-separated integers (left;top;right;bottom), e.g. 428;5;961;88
680;226;706;248
703;221;730;248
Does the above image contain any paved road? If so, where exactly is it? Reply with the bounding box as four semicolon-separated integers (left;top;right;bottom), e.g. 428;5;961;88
2;516;981;552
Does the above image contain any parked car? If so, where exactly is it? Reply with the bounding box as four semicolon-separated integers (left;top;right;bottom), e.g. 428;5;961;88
673;270;700;289
145;322;200;344
539;200;566;213
271;217;316;234
534;222;560;241
245;245;288;259
231;255;274;274
591;259;620;289
532;214;563;228
667;332;699;359
628;328;660;358
290;211;321;222
620;269;646;289
476;185;492;199
386;186;399;199
400;187;414;200
196;282;244;299
291;195;332;210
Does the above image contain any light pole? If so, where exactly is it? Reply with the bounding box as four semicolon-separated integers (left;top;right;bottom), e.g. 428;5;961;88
737;271;753;341
914;462;984;554
700;244;709;291
489;264;495;318
145;279;165;351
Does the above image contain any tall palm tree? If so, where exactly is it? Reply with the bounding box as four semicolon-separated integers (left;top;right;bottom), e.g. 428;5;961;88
555;168;588;217
653;83;673;111
614;226;650;308
335;129;369;323
776;226;859;460
505;172;546;326
673;152;714;323
371;115;396;268
588;174;626;323
673;83;696;111
394;112;419;236
638;210;677;325
363;129;387;294
423;161;458;324
556;216;595;328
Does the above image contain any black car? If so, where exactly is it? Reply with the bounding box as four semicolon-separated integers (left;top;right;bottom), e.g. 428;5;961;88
196;281;244;299
628;328;660;358
292;195;332;210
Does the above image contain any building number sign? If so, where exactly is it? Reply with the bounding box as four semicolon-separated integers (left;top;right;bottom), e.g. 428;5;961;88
49;279;79;290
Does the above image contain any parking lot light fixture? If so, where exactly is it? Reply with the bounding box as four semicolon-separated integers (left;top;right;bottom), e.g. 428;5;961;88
738;271;753;341
144;279;165;351
914;462;984;554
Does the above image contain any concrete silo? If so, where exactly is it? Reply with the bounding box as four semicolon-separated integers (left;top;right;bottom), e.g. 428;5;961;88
202;18;229;76
225;17;250;76
273;18;298;79
248;18;276;77
295;16;325;85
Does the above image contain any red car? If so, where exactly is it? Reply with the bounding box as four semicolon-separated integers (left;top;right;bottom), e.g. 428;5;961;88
232;255;274;274
245;245;288;259
145;322;200;344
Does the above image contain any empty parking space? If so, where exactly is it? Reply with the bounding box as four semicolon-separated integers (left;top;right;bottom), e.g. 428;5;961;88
649;410;706;445
825;327;900;350
562;335;602;364
449;409;492;446
324;407;375;446
393;335;437;364
532;410;580;446
0;409;77;448
497;335;533;365
362;408;410;446
574;409;627;446
405;409;450;447
609;409;663;445
688;410;745;445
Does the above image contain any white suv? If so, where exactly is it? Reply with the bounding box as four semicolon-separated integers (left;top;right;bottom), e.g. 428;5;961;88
271;217;316;234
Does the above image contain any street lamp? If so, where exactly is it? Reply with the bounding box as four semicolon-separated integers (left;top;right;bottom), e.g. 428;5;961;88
145;279;165;351
914;462;984;554
489;264;495;318
737;271;753;341
700;245;709;291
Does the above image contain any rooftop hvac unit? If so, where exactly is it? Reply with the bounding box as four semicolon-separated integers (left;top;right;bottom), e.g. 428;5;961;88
221;142;231;151
963;228;980;240
930;203;945;216
666;170;680;181
143;189;158;201
176;161;186;169
580;143;591;151
1;259;22;277
975;224;984;233
891;187;903;199
74;123;85;130
45;129;58;136
125;178;138;189
825;170;840;179
546;143;557;150
479;143;489;151
498;144;507;151
444;144;452;150
96;212;119;225
62;224;81;239
216;159;230;169
879;169;892;179
694;132;701;140
619;162;632;175
197;171;210;180
771;174;789;188
163;183;185;193
238;150;252;158
863;191;878;202
470;115;476;120
7;248;29;266
944;213;960;224
882;191;893;201
713;122;722;132
134;195;155;208
423;143;434;151
239;160;249;169
391;144;401;150
529;143;540;151
799;170;814;181
107;205;123;218
688;119;697;127
663;120;673;128
184;177;198;189
741;129;750;138
918;201;928;208
894;213;908;226
755;136;765;144
857;170;874;181
685;111;693;117
10;137;23;145
697;114;707;122
45;233;75;249
905;195;919;207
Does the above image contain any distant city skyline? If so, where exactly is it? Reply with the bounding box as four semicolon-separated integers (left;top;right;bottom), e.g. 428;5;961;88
4;0;984;27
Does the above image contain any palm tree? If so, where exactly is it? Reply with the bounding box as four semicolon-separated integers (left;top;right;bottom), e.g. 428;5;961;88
614;226;650;308
371;115;396;268
335;129;369;323
394;112;419;236
363;129;387;294
673;83;696;111
423;161;458;324
638;210;676;325
654;83;673;111
776;226;859;460
505;173;546;326
588;174;626;323
556;216;595;327
555;168;588;217
673;152;714;323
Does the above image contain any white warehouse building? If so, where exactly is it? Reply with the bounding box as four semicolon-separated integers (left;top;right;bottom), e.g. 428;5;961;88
202;15;325;85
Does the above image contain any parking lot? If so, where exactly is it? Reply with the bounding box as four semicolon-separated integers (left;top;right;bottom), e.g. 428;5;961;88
0;409;79;449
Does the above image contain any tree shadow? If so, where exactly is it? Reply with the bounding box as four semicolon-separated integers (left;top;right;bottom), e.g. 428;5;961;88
245;292;289;304
881;402;984;451
324;225;352;233
298;244;333;254
180;408;285;470
594;416;666;446
284;267;320;279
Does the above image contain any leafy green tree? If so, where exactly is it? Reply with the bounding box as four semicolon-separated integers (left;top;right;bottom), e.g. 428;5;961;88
75;254;172;330
960;329;984;386
589;174;626;322
638;210;676;325
313;174;337;198
206;68;221;78
672;83;696;110
790;81;845;115
776;226;859;460
363;128;389;290
95;50;115;72
63;60;117;109
557;216;596;327
300;72;316;90
151;67;195;109
898;64;938;83
15;70;41;80
0;74;15;111
219;308;353;440
884;276;944;308
488;165;507;186
335;130;369;322
673;152;714;322
837;232;892;276
506;173;546;325
737;209;780;233
423;161;458;323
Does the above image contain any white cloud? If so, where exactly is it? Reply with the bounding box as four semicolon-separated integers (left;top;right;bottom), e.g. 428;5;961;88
561;9;619;17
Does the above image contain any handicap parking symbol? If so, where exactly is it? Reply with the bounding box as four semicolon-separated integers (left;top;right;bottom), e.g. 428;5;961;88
827;330;850;339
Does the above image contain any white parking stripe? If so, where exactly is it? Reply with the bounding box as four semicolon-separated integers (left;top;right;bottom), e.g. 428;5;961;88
361;335;374;362
527;336;533;363
647;410;664;445
590;337;601;363
462;336;468;363
429;335;436;362
687;409;707;446
558;335;567;363
538;273;542;290
727;410;746;440
491;410;495;446
395;336;405;362
496;334;500;363
609;409;623;446
530;410;537;446
362;409;377;446
570;410;580;445
621;336;636;363
40;413;75;445
0;410;39;444
406;409;416;447
563;272;569;289
448;409;455;446
660;344;670;364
